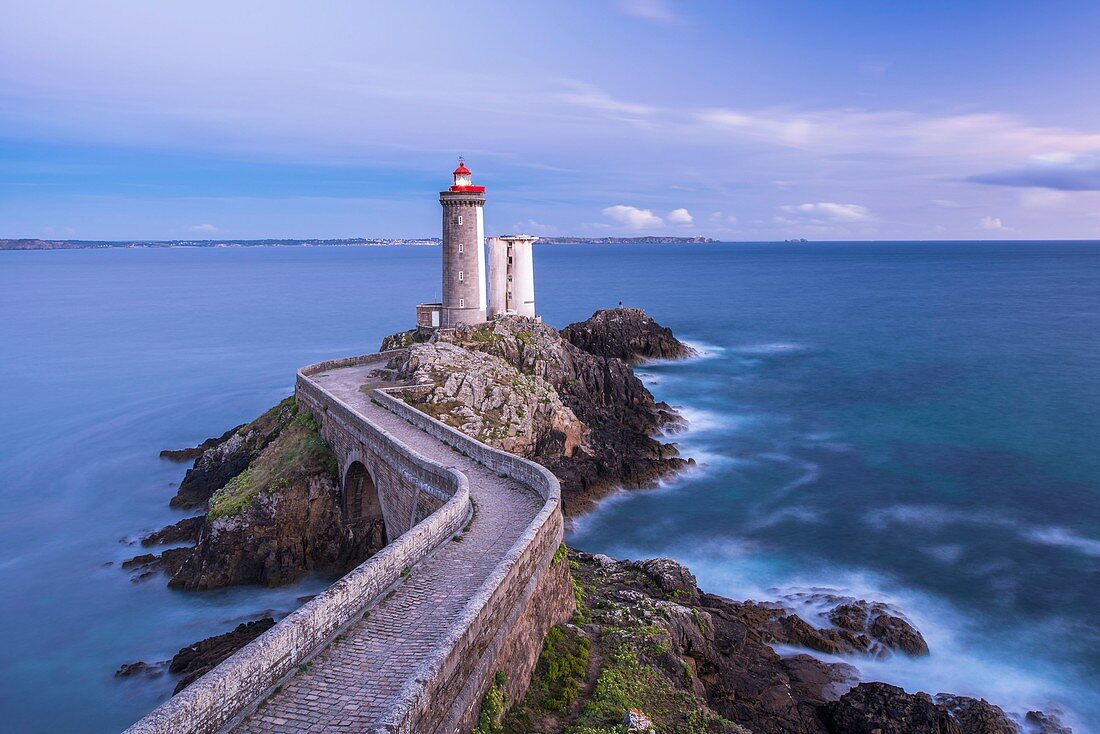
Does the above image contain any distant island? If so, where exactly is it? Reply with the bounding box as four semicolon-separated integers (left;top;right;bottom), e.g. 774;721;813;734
536;236;717;244
1;235;717;250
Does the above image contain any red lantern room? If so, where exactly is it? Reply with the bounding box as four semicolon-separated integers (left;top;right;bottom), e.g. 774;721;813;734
450;158;485;193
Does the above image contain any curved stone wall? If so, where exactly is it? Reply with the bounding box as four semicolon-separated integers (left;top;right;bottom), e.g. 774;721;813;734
372;387;572;733
124;354;470;734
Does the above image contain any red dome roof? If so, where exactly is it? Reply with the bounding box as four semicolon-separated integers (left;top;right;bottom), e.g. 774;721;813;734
453;160;471;176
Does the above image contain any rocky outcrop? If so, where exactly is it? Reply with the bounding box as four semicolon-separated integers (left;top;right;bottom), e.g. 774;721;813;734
168;398;296;509
823;683;963;733
823;685;1022;734
379;327;432;352
166;409;382;589
829;600;928;657
561;307;696;364
936;695;1020;734
169;618;276;693
391;341;589;459
140;516;203;546
159;425;240;462
504;550;1057;734
386;313;693;513
1024;710;1073;734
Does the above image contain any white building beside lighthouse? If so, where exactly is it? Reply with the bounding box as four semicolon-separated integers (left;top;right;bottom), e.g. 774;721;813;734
488;235;538;318
416;159;539;330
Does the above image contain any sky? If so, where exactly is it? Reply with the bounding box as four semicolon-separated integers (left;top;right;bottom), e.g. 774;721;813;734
3;0;1100;241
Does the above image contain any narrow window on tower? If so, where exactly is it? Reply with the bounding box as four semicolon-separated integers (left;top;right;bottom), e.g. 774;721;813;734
458;215;464;225
458;271;464;282
459;298;465;308
459;242;464;254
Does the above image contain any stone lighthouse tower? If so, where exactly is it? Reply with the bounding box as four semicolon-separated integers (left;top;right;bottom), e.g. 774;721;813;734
439;159;487;328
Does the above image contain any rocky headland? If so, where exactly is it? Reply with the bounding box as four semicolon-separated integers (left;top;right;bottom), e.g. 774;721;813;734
122;308;1070;731
496;550;1063;734
383;308;694;514
130;400;383;590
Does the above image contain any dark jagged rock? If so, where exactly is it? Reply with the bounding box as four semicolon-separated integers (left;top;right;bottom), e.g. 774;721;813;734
561;307;696;364
936;694;1019;734
114;661;165;679
823;683;962;733
1025;710;1073;734
140;515;203;546
169;618;275;694
121;553;157;570
159;425;241;461
167;409;382;589
122;547;191;580
828;600;929;657
168;398;296;509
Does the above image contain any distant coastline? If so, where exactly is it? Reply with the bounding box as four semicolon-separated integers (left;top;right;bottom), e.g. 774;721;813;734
0;235;716;250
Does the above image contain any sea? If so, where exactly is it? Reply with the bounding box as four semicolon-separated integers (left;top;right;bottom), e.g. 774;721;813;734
1;241;1097;732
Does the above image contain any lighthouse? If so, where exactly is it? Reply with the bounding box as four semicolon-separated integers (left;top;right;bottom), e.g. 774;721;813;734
438;159;487;328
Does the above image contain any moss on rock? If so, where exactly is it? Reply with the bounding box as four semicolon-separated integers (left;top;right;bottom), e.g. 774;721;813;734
207;408;337;520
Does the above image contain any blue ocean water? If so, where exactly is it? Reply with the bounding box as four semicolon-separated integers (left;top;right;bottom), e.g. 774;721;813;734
1;242;1098;731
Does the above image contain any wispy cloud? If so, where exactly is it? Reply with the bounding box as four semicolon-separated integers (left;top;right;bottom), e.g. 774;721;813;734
779;202;871;223
514;219;557;234
695;108;1100;160
557;80;656;120
189;223;221;233
616;0;681;24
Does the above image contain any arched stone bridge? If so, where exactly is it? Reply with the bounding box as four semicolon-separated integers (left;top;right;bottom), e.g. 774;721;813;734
126;351;574;734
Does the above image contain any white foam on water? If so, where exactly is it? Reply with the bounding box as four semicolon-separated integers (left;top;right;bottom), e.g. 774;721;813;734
641;538;1097;732
1025;526;1100;558
866;504;1100;560
743;505;823;531
677;338;726;361
728;342;812;356
674;405;754;435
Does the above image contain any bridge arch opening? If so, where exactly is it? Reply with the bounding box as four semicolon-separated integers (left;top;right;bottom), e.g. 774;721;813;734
343;461;387;551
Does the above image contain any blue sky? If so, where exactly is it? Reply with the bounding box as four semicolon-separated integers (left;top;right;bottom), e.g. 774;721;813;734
3;0;1100;240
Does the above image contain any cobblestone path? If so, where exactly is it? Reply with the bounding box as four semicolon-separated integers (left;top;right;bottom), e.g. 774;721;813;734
234;361;542;733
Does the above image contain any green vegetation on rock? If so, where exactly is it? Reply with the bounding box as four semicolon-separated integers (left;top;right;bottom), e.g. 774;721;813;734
503;624;590;732
207;406;337;520
474;670;508;734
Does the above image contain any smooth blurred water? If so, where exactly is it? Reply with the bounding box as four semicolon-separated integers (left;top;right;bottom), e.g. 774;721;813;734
1;242;1098;731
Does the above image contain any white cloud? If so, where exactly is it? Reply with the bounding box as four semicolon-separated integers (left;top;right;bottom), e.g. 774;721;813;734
978;215;1008;231
617;0;681;24
602;204;663;229
667;207;693;224
189;223;221;233
779;202;871;222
